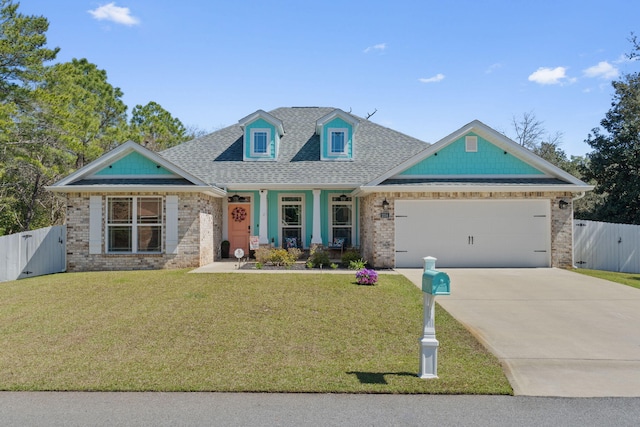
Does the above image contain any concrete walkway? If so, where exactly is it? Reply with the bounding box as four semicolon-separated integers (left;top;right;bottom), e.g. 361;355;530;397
191;259;399;275
398;268;640;397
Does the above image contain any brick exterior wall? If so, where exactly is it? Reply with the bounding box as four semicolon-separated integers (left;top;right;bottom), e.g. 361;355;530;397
65;192;222;272
359;191;575;269
551;195;574;267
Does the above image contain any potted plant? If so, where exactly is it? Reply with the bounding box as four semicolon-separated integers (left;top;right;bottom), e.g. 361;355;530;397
221;240;230;258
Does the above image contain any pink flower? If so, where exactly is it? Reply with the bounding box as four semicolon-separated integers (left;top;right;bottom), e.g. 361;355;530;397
355;268;378;285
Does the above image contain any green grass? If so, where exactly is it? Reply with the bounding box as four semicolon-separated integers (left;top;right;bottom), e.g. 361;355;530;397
0;270;511;394
573;268;640;290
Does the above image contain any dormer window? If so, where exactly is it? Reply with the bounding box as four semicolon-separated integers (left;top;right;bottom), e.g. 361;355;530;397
251;129;271;156
330;129;347;154
316;109;359;161
238;110;284;161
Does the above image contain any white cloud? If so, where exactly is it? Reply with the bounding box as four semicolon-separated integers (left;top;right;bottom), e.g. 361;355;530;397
418;73;445;83
88;3;140;26
583;61;619;80
364;43;387;53
528;67;569;85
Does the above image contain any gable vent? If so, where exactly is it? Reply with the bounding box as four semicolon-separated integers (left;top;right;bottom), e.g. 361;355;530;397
465;136;478;152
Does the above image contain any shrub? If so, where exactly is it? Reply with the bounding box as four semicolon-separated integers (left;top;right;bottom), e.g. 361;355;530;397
254;247;299;267
355;268;378;285
308;248;331;268
254;247;272;264
348;258;367;270
287;247;303;261
341;250;362;266
270;249;296;267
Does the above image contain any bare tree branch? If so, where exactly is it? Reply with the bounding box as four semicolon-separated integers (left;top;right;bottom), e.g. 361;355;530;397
512;111;545;149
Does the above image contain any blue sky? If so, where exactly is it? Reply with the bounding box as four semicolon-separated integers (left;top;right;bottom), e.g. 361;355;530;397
20;0;640;156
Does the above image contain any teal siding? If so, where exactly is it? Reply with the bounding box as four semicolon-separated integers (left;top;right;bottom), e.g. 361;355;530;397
245;118;276;160
247;191;260;236
322;117;353;160
95;151;173;175
263;190;358;248
321;191;329;244
267;191;279;246
400;133;544;176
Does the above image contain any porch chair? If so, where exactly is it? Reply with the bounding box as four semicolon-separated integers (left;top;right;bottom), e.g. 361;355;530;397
327;237;345;257
285;237;298;249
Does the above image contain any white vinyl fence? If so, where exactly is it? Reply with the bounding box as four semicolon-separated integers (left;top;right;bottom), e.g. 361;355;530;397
574;220;640;273
0;225;66;282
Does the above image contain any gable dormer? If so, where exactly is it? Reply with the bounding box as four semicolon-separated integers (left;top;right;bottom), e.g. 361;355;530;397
238;110;284;161
315;109;359;161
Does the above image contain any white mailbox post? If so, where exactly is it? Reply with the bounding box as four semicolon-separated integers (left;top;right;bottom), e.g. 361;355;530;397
419;256;450;379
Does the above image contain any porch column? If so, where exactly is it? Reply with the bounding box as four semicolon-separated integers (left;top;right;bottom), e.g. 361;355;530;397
259;190;269;245
311;189;323;245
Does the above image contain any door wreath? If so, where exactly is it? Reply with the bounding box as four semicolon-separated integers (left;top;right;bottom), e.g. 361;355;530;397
231;206;247;222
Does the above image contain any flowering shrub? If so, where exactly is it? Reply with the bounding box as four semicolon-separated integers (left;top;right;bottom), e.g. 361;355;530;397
254;247;302;267
269;249;295;267
355;268;378;285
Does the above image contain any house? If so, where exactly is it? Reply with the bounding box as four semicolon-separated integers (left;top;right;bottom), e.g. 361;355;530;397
48;107;593;271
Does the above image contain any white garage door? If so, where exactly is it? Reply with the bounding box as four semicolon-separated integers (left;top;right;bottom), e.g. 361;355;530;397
395;200;551;268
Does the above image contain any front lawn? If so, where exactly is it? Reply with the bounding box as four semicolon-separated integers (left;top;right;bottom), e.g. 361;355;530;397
573;268;640;290
0;270;511;394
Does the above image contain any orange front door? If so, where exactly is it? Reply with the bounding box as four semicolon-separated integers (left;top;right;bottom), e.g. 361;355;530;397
228;204;251;255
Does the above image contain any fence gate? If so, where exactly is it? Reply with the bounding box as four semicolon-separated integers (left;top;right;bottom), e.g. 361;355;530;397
574;220;640;273
0;225;66;282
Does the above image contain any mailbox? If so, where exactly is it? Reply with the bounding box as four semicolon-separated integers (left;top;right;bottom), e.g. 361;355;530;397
422;269;450;295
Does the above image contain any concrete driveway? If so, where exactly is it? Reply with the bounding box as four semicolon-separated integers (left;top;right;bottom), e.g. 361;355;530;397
397;268;640;397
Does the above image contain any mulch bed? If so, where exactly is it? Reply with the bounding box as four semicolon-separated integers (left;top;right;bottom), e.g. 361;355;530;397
240;261;349;271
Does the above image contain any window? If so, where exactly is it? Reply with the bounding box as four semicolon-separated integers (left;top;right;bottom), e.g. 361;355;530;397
279;195;304;249
465;136;478;152
107;197;162;253
330;129;347;154
250;128;271;156
330;195;353;247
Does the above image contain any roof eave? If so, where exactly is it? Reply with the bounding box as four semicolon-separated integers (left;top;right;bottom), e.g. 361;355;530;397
223;183;362;191
45;185;226;198
356;184;595;194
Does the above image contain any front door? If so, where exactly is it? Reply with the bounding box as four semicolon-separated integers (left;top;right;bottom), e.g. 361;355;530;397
228;203;251;255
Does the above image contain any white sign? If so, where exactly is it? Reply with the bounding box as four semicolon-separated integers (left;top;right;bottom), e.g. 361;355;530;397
249;236;259;250
234;248;245;259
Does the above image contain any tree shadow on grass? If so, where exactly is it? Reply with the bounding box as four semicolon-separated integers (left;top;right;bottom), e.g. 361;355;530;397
346;371;418;385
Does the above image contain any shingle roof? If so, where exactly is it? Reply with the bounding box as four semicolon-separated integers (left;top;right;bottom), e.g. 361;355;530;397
161;107;429;187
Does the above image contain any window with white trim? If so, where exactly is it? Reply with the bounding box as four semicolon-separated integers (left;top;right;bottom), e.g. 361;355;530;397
329;128;348;154
250;128;271;156
329;195;353;247
279;195;304;249
107;196;163;253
